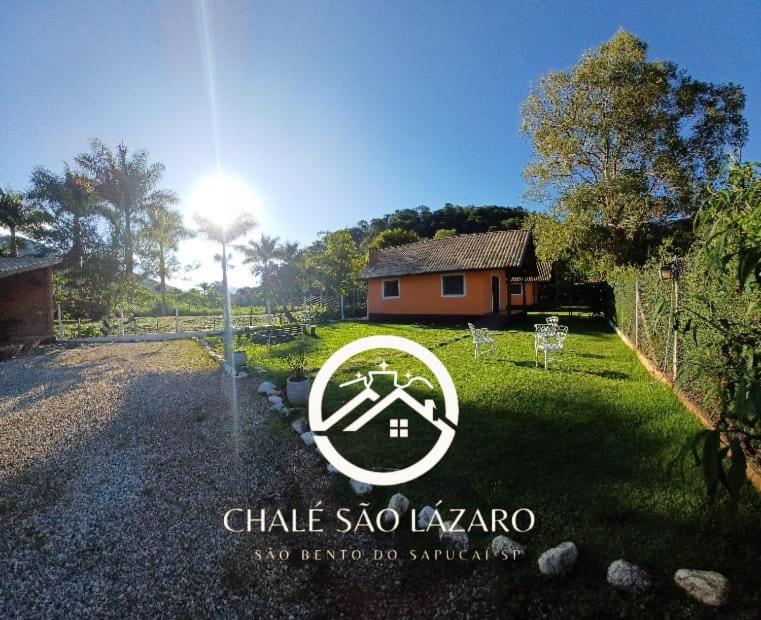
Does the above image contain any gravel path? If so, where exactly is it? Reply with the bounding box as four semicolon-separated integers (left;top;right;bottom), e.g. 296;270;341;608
0;342;505;618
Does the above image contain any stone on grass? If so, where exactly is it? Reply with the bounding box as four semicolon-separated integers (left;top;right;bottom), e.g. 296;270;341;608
674;569;730;607
439;522;469;551
491;535;526;560
349;479;373;495
416;506;435;529
326;463;339;474
607;559;651;594
291;417;308;434
269;403;286;414
257;381;276;395
382;493;410;526
268;395;284;406
537;541;577;577
300;431;315;446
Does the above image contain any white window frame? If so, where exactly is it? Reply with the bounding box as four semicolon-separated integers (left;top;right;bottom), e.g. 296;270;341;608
440;273;466;298
510;282;524;296
382;278;400;299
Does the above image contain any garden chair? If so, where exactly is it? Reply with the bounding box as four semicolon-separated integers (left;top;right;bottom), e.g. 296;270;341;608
467;323;495;359
534;324;567;369
546;316;559;326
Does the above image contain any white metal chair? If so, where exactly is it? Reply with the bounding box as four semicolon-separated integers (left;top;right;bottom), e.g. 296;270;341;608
546;316;559;326
467;323;495;358
534;324;567;369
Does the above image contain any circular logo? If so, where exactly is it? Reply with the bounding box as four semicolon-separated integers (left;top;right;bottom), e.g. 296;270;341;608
308;335;458;486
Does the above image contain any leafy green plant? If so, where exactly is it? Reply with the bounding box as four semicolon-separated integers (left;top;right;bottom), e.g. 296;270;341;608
285;338;311;381
671;161;761;508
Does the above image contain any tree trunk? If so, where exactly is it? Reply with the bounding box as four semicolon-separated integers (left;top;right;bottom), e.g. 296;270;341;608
159;243;167;316
9;227;17;257
124;206;133;276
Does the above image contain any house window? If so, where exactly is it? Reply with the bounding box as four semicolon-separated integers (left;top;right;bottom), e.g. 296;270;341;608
382;279;400;298
441;274;465;297
389;419;408;438
510;283;524;296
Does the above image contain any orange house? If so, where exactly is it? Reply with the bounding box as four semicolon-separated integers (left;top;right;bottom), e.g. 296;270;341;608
359;230;543;324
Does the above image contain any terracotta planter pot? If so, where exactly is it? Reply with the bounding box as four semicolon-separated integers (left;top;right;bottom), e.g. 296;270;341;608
287;376;310;406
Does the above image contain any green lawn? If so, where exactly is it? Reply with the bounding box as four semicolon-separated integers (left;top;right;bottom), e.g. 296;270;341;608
225;315;761;617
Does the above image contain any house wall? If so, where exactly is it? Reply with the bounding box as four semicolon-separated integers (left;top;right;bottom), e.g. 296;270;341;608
0;267;54;343
367;270;536;318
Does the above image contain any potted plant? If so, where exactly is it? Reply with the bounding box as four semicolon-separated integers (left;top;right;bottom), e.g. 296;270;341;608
285;342;311;406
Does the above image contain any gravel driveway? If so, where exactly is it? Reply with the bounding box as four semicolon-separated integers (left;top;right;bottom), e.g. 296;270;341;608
0;341;503;619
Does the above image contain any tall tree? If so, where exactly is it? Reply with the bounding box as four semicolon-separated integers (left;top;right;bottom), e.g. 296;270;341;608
237;233;281;314
139;204;191;314
0;187;50;256
308;230;364;297
520;29;747;273
28;166;103;272
75;140;176;280
368;228;420;249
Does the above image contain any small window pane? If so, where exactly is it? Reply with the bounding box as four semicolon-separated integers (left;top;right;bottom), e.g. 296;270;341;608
442;275;465;296
383;280;399;297
510;283;523;295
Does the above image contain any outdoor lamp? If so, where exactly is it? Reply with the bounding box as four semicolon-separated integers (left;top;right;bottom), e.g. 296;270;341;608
659;263;674;282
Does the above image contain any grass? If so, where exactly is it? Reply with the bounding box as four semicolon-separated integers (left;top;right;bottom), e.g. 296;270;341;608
223;315;761;617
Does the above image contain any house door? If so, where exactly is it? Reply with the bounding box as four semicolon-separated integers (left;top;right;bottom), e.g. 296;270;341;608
491;276;500;313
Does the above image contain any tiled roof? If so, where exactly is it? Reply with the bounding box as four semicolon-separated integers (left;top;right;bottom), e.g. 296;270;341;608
0;256;61;279
510;260;553;283
358;230;533;279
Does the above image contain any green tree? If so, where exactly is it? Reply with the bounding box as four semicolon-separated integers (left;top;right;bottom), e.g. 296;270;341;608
139;205;191;314
76;140;176;281
0;187;49;256
368;228;420;249
432;228;457;240
521;30;747;273
237;233;281;314
310;230;364;297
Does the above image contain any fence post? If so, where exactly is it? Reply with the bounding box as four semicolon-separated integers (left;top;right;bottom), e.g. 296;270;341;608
340;295;345;320
634;278;640;349
57;304;64;340
119;308;124;335
673;278;679;382
77;318;81;338
175;308;179;333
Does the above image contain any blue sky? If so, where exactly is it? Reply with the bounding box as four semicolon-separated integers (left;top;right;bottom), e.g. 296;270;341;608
2;1;760;287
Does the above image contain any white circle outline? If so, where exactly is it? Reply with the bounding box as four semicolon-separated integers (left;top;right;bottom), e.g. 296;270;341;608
308;335;458;486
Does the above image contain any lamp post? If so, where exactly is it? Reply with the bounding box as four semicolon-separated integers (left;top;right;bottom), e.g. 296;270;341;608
220;232;233;373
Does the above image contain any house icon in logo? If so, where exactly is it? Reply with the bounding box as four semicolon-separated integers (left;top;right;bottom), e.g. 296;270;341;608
309;335;459;486
319;360;438;439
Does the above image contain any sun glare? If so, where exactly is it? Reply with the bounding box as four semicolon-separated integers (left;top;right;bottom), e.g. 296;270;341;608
186;172;261;226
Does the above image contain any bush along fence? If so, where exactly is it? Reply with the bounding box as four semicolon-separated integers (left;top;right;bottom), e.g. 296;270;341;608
608;254;761;496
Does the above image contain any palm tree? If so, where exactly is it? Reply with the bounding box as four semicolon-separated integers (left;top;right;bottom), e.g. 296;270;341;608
0;186;49;257
237;233;281;315
28;165;104;272
75;140;176;280
196;212;256;362
140;203;190;315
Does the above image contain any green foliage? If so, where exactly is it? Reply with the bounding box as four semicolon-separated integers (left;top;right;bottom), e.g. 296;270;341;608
432;228;457;239
0;186;51;257
611;161;761;509
522;29;747;274
307;230;365;297
367;228;420;249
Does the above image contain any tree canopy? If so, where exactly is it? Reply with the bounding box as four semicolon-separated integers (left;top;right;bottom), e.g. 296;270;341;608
521;29;747;276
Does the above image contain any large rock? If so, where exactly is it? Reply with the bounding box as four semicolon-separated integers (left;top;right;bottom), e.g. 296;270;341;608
326;463;339;474
382;493;410;526
674;569;730;607
257;381;276;395
291;417;309;434
349;479;373;495
268;395;284;406
300;431;315;446
416;505;435;529
537;542;577;577
607;559;651;594
491;535;526;560
439;522;469;552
